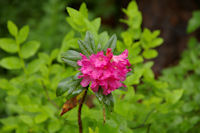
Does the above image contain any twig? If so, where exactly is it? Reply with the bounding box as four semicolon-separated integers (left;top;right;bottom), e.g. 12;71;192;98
41;81;59;109
146;124;151;133
103;105;106;124
78;87;88;133
143;109;155;124
131;108;155;130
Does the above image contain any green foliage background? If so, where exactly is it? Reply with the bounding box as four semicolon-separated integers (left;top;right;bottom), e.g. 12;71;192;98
0;0;199;133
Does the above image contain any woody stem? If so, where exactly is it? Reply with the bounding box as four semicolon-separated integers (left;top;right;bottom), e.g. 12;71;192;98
78;87;88;133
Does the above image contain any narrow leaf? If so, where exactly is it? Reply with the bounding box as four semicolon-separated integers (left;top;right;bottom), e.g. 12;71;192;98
103;34;117;52
97;43;102;52
61;50;81;61
95;89;114;112
61;58;78;68
85;31;96;52
78;40;90;57
56;76;81;97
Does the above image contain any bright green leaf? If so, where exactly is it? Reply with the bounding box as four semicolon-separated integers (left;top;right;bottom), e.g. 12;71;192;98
187;10;200;33
19;115;33;126
7;20;18;37
17;25;29;44
0;38;17;53
0;56;21;70
21;41;40;59
34;113;48;124
143;49;158;59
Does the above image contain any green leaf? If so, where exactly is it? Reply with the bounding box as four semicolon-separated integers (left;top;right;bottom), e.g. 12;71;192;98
61;50;81;61
0;116;19;130
26;59;44;74
0;38;17;53
50;49;59;61
187;10;200;33
16;125;29;133
7;20;18;37
151;38;163;48
17;25;29;44
21;41;40;59
0;56;21;70
78;40;91;56
79;3;88;18
66;7;85;30
62;58;78;68
91;18;101;32
97;43;102;52
85;31;96;53
130;56;143;64
19;115;33;126
48;119;61;133
66;86;85;100
34;113;48;124
56;76;81;97
103;34;117;52
142;49;158;59
95;89;114;112
166;89;184;104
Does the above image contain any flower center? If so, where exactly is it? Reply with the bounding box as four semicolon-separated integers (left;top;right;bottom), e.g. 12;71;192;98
99;57;103;61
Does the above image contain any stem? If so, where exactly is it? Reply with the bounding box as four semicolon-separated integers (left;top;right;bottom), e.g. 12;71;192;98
41;81;59;109
103;105;106;124
131;108;155;130
78;87;88;133
16;39;26;74
146;124;151;133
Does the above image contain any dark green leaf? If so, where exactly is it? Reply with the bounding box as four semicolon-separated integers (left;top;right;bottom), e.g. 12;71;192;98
56;76;81;97
66;86;85;99
95;89;114;112
118;87;128;92
103;34;117;52
61;50;81;61
61;58;78;68
78;40;90;57
97;43;102;52
85;31;96;53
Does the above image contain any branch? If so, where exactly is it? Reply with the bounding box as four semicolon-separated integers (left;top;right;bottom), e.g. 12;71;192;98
131;108;155;130
146;124;151;133
78;87;88;133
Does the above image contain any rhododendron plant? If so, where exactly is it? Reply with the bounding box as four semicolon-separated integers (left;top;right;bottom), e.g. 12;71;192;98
56;31;133;133
78;48;131;95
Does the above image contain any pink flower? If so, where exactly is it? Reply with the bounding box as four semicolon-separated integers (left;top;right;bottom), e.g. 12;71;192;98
77;48;131;95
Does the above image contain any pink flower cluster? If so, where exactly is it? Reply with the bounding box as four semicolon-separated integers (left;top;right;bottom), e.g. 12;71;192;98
77;48;131;95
